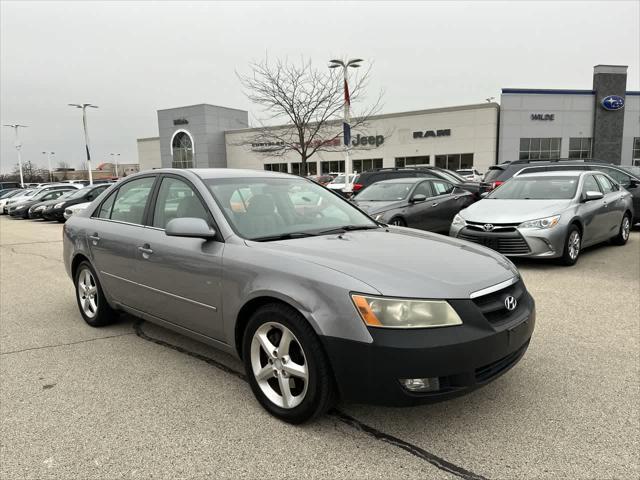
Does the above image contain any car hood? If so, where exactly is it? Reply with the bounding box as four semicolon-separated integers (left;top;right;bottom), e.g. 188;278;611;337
249;228;518;299
461;199;573;223
352;200;405;214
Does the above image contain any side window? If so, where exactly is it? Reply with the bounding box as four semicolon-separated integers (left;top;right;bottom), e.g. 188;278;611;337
152;177;210;229
108;177;155;224
581;175;601;195
413;181;433;197
600;168;631;187
595;174;615;194
96;190;116;219
432;180;454;195
87;186;108;201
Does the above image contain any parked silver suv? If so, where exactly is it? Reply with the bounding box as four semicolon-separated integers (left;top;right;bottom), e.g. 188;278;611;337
64;169;535;423
450;171;634;265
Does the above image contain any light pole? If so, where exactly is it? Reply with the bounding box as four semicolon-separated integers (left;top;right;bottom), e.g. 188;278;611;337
329;58;362;188
68;103;98;185
110;153;120;178
42;151;55;182
3;124;28;187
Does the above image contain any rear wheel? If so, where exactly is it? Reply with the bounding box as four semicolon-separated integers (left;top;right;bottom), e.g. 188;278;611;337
560;226;581;266
74;261;118;326
242;303;335;424
611;214;631;245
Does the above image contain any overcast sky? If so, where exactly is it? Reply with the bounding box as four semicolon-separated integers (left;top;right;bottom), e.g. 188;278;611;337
1;0;639;173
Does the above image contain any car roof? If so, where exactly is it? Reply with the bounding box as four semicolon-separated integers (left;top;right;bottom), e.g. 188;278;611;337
376;177;427;184
517;170;586;178
147;168;294;180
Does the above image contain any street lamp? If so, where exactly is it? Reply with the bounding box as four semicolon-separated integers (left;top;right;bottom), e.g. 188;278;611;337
68;103;98;185
3;124;28;187
110;153;120;178
42;151;55;182
329;58;363;186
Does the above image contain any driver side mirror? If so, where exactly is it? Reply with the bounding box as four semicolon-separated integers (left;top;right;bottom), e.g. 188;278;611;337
583;191;604;202
165;217;217;239
410;194;427;203
628;178;639;188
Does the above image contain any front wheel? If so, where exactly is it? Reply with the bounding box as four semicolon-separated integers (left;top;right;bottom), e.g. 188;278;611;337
242;303;335;424
560;226;581;266
389;217;406;227
611;214;631;245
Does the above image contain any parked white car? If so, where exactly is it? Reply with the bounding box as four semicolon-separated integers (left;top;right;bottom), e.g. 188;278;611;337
63;201;91;220
327;174;356;195
4;184;83;212
0;189;32;214
456;169;483;182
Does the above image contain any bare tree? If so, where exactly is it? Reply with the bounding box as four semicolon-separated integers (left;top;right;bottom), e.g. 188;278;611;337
238;57;383;176
11;161;46;183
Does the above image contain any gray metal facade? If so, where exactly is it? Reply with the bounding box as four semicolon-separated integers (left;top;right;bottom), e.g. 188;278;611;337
158;104;248;169
592;65;627;165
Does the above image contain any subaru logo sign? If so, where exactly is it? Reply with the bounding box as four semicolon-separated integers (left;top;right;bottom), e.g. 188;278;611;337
601;95;625;111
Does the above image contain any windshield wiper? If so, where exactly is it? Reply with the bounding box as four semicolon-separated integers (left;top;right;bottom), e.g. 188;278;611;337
317;225;380;235
251;232;318;242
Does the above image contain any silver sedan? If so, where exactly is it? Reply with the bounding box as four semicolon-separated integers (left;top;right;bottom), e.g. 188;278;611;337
449;171;634;265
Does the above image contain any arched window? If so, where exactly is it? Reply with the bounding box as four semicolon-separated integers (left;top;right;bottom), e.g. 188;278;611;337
171;130;194;168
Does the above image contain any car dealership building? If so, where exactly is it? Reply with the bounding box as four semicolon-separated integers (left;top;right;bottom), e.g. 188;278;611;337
137;65;640;174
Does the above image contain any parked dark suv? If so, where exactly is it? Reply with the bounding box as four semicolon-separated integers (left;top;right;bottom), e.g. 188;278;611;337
353;166;487;199
482;159;640;222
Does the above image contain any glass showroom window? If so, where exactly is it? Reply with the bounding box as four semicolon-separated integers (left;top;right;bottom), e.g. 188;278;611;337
291;162;318;176
633;138;640;166
434;153;474;170
519;138;561;160
264;163;288;173
171;131;194;168
568;138;592;159
353;158;383;172
395;156;429;168
321;161;345;174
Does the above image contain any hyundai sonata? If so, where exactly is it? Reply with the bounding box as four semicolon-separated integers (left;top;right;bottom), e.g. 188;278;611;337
64;169;535;423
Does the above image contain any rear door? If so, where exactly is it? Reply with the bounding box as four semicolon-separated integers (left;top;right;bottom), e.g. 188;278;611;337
594;174;625;237
87;175;157;309
429;180;459;233
578;174;608;244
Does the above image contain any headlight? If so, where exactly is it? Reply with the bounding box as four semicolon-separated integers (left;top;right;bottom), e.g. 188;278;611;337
34;205;45;212
374;213;384;221
351;294;463;329
452;213;466;227
518;215;560;229
54;202;65;209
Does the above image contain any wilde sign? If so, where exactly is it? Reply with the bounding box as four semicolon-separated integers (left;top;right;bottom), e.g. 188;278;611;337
530;113;555;121
173;118;189;125
413;129;451;139
351;134;385;147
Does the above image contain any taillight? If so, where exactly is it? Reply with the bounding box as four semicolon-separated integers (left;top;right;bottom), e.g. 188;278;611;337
491;181;504;190
353;183;363;192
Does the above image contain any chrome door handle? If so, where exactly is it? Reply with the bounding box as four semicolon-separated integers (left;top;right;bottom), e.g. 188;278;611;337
89;233;100;244
453;196;459;200
431;202;439;207
138;245;153;255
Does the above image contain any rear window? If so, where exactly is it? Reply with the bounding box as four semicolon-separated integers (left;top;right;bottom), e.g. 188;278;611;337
483;167;505;183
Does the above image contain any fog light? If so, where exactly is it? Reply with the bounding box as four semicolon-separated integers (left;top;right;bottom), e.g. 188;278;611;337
399;377;440;393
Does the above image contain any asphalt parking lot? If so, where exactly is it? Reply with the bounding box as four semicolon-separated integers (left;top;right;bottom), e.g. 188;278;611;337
1;215;638;480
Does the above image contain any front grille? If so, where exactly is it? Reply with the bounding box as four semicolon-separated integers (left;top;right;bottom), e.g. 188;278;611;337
472;279;526;326
475;340;529;383
458;229;530;255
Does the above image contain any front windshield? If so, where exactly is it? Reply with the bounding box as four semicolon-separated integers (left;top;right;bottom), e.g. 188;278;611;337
66;187;92;200
205;177;377;240
355;182;413;201
483;167;504;183
488;176;578;200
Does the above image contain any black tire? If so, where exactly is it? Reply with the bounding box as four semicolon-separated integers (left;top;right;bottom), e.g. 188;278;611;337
242;303;336;424
611;213;631;246
389;217;406;227
560;225;581;266
74;261;118;327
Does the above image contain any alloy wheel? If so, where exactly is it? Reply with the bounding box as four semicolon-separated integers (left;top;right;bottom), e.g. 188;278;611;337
77;268;98;318
568;230;581;260
250;322;308;409
622;216;630;241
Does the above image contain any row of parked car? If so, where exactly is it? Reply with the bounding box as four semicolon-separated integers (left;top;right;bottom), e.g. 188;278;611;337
333;159;639;265
0;181;114;222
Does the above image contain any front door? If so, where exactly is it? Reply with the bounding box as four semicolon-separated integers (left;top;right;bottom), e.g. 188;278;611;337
577;174;608;245
129;175;225;341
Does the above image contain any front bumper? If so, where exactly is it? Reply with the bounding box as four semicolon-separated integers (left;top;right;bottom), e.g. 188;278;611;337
42;206;65;220
450;223;566;258
322;288;535;406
